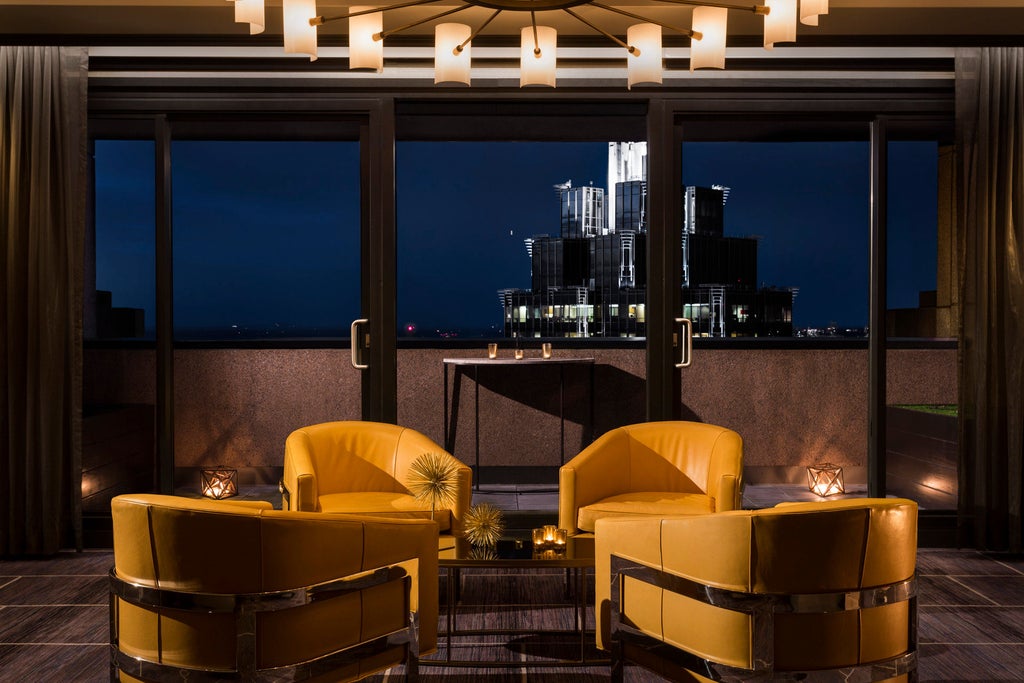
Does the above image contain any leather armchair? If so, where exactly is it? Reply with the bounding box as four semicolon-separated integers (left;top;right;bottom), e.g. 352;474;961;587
282;421;472;545
559;420;743;536
596;498;919;682
110;493;438;682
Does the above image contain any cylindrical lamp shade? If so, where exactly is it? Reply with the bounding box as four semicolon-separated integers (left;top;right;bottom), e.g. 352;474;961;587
626;24;662;89
435;23;472;85
690;5;727;71
763;0;797;49
283;0;317;60
520;26;557;88
233;0;265;35
350;6;384;72
800;0;829;26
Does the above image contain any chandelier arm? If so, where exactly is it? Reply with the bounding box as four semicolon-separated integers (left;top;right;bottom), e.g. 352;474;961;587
457;10;502;52
375;4;474;40
312;0;446;26
648;0;768;15
531;11;540;55
589;1;700;39
562;7;637;55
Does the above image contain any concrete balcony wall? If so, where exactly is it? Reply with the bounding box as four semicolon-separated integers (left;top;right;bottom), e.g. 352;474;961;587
84;345;957;483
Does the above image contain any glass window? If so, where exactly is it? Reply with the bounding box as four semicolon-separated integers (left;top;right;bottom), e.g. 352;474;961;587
682;141;870;338
397;141;642;339
90;139;156;339
886;141;941;337
171;140;360;339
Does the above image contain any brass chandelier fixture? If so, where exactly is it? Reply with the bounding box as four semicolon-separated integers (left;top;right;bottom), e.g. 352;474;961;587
226;0;829;87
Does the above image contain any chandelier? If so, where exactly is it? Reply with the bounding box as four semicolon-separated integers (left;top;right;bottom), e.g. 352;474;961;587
226;0;829;87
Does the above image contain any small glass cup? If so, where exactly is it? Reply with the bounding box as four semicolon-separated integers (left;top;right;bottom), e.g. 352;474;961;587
541;342;552;359
487;343;498;359
514;348;524;360
532;528;546;548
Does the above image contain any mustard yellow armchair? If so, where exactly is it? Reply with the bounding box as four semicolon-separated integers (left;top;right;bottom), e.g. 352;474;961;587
282;421;472;545
559;420;743;536
596;498;919;683
110;493;438;682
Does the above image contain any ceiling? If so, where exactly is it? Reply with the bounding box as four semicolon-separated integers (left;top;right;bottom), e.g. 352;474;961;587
2;1;1023;42
3;1;1019;90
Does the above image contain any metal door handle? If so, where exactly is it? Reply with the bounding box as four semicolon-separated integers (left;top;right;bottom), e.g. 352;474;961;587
675;317;693;368
350;318;369;370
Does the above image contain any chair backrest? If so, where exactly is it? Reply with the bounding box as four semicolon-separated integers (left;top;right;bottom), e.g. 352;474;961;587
286;420;450;495
620;421;743;495
110;493;437;680
602;498;918;679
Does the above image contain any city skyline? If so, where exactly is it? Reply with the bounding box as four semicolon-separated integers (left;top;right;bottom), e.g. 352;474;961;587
93;139;938;338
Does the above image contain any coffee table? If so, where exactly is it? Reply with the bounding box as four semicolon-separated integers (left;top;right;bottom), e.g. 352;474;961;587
423;534;603;668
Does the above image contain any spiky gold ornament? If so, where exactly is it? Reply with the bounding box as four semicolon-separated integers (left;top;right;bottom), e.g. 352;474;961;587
462;502;505;547
406;452;461;519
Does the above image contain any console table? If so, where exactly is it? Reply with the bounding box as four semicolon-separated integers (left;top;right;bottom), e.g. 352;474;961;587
442;357;595;488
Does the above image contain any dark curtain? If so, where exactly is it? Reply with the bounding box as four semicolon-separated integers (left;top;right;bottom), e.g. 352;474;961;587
956;47;1024;552
0;47;88;556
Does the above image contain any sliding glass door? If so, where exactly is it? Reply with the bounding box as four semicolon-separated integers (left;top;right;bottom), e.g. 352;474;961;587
393;103;650;486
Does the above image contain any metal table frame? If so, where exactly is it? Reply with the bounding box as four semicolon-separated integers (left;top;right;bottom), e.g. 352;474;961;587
424;543;603;669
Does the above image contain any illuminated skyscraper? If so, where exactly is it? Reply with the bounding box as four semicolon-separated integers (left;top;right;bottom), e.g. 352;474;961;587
500;143;794;338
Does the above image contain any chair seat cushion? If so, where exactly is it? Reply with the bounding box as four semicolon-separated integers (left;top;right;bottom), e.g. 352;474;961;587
577;492;715;532
318;492;452;532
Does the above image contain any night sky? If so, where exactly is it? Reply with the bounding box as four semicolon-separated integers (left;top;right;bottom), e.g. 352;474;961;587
94;138;937;337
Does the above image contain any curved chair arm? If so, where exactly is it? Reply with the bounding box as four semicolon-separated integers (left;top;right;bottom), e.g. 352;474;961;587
716;473;740;512
282;430;318;511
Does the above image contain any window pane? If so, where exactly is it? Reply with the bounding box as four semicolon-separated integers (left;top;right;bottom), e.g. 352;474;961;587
171;141;359;339
885;139;957;511
397;141;644;338
886;141;940;335
682;141;870;337
91;139;156;339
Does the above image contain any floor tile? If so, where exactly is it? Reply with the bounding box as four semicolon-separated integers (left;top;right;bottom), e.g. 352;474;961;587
0;576;107;606
983;553;1024;575
919;575;1000;607
0;550;112;577
919;605;1024;644
917;643;1024;681
0;644;109;681
0;606;107;644
918;549;1023;577
957;576;1024;606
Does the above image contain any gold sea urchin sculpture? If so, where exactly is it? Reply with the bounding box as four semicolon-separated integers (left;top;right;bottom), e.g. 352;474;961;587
463;502;505;547
407;452;461;519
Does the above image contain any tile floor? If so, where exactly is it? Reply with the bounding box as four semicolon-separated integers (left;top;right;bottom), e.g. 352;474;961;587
2;545;1024;680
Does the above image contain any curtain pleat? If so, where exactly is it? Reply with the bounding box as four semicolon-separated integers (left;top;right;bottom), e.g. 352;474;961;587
956;47;1024;552
0;46;87;556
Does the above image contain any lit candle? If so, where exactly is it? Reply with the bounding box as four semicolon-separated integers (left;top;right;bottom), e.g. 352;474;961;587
554;528;567;546
487;343;498;359
514;348;524;360
543;524;557;544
